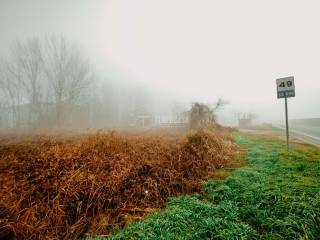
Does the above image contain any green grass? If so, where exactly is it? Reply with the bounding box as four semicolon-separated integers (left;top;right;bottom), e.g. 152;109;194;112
88;134;320;240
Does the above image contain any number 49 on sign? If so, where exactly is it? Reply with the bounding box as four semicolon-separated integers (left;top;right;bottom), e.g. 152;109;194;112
277;76;295;98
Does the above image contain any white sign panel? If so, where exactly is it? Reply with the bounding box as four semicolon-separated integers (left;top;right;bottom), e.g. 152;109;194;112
276;76;295;98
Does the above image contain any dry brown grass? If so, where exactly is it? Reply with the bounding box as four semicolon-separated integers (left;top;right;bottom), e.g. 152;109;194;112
0;129;242;239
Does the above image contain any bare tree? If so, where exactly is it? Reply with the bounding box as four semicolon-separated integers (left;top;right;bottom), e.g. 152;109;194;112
43;36;93;126
189;99;228;129
9;38;44;127
189;102;213;129
212;98;228;112
0;60;24;128
0;35;95;129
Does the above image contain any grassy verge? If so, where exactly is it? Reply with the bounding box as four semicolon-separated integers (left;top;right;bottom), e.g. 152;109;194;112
89;134;320;239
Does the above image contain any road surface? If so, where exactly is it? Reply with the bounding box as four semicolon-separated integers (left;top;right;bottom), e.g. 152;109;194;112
240;122;320;148
273;124;320;147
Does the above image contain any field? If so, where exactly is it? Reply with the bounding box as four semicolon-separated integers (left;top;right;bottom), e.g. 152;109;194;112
1;130;319;239
0;129;241;239
91;134;320;239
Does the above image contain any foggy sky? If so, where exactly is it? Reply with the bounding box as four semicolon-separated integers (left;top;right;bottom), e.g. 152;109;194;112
1;0;320;124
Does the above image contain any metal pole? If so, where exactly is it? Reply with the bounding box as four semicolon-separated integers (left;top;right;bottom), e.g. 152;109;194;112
285;96;289;151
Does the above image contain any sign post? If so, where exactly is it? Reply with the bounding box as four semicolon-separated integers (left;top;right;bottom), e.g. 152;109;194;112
276;76;295;151
284;97;289;150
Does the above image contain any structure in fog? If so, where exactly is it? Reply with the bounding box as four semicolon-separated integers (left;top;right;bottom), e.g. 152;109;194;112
238;112;255;129
127;111;189;129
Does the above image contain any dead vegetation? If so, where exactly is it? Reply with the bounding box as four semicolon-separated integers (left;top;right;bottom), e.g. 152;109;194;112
0;129;242;239
189;99;228;129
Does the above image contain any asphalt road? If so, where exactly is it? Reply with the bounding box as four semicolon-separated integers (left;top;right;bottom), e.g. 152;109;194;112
273;124;320;147
240;125;320;148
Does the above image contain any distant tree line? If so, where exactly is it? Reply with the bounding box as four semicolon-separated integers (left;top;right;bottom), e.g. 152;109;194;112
0;35;164;130
2;36;224;130
0;36;95;128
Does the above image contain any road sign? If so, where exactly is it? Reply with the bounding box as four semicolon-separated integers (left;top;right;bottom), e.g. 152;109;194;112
276;76;295;99
276;76;295;151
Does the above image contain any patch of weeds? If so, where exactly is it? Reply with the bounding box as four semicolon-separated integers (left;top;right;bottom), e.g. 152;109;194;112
90;134;320;239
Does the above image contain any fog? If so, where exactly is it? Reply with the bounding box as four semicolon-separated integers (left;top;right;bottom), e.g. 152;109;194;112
1;0;320;129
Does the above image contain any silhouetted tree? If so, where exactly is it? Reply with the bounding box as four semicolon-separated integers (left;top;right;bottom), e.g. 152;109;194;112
189;99;228;129
0;35;95;128
43;36;94;126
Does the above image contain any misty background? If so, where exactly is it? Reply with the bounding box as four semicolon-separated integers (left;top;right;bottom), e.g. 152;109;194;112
0;0;320;129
